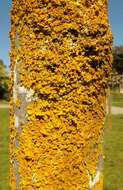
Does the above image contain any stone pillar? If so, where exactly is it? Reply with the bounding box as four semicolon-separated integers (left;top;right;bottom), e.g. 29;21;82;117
10;0;112;189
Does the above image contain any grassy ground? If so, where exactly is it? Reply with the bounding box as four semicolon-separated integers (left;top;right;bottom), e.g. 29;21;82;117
104;115;123;190
111;92;123;107
0;100;8;104
0;108;9;190
0;108;123;189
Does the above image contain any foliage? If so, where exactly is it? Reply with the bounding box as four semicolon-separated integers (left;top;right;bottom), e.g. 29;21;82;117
10;0;112;189
0;60;9;100
108;46;123;88
109;72;123;89
113;46;123;74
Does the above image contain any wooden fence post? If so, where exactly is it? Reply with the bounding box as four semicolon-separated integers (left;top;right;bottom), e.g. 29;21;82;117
10;0;112;189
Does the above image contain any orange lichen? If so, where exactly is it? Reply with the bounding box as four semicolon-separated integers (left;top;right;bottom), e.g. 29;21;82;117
10;0;112;189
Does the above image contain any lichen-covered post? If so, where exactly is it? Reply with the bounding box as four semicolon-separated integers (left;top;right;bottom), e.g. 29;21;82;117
10;0;112;189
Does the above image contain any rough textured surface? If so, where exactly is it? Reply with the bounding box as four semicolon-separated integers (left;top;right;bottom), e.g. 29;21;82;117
10;0;112;189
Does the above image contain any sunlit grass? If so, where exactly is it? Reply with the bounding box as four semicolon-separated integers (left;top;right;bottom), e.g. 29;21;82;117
104;115;123;190
0;108;9;190
111;92;123;107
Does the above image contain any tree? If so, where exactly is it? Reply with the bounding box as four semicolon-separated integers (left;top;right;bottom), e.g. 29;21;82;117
0;59;9;100
10;0;112;189
109;46;123;92
113;46;123;74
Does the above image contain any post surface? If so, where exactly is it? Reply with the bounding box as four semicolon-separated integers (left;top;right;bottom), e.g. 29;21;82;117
10;0;112;189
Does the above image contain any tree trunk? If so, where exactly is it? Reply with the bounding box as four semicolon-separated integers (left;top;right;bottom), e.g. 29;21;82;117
10;0;112;189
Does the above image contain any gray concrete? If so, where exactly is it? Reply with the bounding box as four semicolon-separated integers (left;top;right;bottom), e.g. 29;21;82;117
111;106;123;115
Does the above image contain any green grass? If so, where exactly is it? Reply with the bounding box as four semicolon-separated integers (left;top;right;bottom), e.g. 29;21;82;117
0;108;123;189
111;92;123;107
104;115;123;190
0;100;8;104
0;108;9;190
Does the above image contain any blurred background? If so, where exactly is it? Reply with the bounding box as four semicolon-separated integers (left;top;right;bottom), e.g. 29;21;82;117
0;0;123;190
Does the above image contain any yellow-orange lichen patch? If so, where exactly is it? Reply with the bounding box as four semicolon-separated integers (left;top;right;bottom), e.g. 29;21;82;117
10;0;112;189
